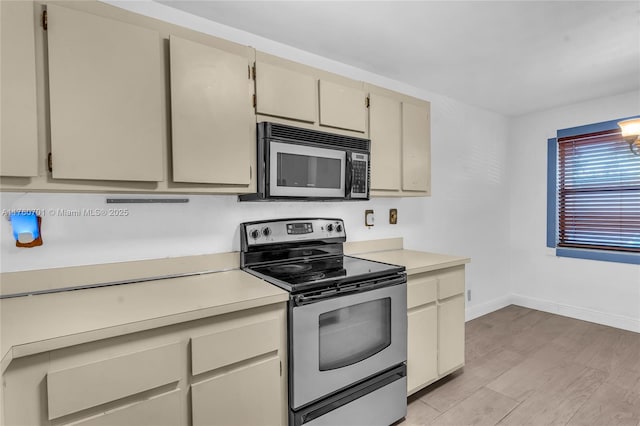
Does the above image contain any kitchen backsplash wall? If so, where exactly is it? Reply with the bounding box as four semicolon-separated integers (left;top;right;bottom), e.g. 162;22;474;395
0;193;423;271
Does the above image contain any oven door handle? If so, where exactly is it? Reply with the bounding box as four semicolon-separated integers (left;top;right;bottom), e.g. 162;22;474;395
293;275;406;305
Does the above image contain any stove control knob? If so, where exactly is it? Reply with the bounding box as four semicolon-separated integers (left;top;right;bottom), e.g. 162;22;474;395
335;224;343;233
262;227;272;237
250;229;260;240
326;224;334;232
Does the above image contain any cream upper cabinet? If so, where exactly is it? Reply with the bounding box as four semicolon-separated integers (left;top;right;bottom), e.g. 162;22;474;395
254;51;368;138
46;4;163;182
368;93;402;191
402;101;431;193
318;80;366;133
0;0;38;177
255;53;316;123
169;35;253;185
367;85;431;197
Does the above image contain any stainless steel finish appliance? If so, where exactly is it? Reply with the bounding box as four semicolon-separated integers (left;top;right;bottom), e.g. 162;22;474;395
240;218;407;426
239;123;370;201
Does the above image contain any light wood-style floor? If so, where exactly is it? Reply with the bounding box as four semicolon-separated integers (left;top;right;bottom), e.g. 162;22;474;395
401;305;640;426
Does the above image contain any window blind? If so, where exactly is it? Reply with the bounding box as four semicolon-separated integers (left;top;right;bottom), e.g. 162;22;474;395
557;129;640;253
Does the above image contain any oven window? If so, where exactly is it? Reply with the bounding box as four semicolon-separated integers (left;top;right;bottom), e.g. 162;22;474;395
277;153;342;189
318;298;391;371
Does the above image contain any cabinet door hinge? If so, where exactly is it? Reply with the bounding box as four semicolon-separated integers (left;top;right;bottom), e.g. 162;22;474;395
279;360;282;376
365;96;370;108
248;64;251;79
42;10;48;30
47;153;53;173
251;64;256;80
252;93;257;108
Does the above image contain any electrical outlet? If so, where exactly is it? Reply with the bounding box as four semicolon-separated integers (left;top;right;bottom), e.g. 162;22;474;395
389;208;397;224
365;209;374;227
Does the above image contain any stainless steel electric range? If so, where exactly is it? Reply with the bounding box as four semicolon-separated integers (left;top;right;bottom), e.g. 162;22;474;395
240;218;407;426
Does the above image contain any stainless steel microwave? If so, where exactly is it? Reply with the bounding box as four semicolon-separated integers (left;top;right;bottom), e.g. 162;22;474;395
240;122;370;201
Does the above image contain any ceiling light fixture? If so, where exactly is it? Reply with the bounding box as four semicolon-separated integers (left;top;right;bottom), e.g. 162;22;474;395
618;118;640;155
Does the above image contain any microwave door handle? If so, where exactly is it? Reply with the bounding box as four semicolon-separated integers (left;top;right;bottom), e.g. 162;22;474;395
345;153;353;197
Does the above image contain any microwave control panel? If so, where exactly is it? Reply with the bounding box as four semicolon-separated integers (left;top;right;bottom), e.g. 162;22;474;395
350;153;369;199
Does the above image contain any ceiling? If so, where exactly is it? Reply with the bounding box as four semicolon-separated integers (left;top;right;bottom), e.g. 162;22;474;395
157;1;640;116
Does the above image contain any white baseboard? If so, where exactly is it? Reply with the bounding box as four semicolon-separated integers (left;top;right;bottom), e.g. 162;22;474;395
465;295;512;322
511;294;640;333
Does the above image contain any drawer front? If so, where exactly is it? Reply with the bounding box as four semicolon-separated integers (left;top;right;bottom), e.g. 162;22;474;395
437;266;465;300
47;342;181;420
67;390;182;426
191;318;280;376
407;274;437;309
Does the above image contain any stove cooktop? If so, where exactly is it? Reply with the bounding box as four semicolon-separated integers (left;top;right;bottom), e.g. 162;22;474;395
245;255;404;293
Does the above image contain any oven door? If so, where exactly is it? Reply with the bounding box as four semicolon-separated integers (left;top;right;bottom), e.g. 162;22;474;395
290;282;407;409
268;141;346;198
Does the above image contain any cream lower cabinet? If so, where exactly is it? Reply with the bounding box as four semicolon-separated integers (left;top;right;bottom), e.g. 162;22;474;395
407;304;438;394
189;317;283;426
406;266;465;396
367;84;431;197
1;303;286;426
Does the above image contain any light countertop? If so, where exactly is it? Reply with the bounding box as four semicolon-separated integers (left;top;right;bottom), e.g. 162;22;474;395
353;249;470;275
1;242;468;373
1;270;287;373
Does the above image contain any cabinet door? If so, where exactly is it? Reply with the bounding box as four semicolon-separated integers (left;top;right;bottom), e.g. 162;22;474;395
369;93;401;191
191;357;282;426
318;80;366;133
47;4;163;182
0;0;38;177
170;36;253;185
255;60;316;123
402;102;431;192
407;304;437;395
438;295;465;375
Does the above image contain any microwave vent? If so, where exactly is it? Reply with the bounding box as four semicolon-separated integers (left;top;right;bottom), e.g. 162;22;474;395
265;123;370;152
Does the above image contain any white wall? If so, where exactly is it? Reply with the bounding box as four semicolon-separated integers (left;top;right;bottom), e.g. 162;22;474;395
508;90;640;332
0;1;512;319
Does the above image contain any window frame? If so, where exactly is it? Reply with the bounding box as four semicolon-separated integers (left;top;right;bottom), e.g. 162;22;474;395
546;116;640;265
